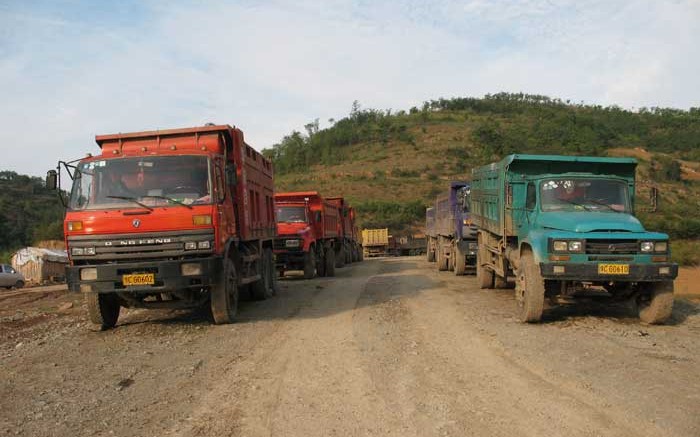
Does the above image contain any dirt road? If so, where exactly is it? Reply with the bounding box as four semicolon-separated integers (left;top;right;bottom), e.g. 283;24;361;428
2;258;699;437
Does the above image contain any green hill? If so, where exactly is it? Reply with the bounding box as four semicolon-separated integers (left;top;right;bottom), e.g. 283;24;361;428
0;171;65;261
263;93;700;264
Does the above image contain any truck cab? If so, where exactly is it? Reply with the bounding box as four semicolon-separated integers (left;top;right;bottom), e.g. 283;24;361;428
472;154;677;323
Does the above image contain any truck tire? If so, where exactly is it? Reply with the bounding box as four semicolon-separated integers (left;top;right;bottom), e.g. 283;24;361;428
359;248;364;261
515;252;545;323
637;281;674;324
335;244;346;268
251;248;274;300
211;257;239;324
454;244;466;275
86;293;120;330
317;247;327;277
325;247;336;277
448;245;456;271
437;238;449;271
345;242;352;264
303;249;316;279
476;235;494;289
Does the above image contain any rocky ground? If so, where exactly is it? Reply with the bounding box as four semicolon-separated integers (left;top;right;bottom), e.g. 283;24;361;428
1;258;699;437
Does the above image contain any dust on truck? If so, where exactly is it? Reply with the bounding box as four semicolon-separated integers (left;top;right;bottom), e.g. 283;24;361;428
470;154;677;323
434;182;478;275
46;124;277;329
425;207;437;262
273;192;340;279
327;197;363;265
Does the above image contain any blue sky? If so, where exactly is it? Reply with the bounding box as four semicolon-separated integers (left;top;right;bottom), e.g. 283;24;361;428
1;0;698;176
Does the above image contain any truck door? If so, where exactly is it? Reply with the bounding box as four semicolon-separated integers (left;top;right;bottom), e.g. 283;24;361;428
215;158;236;244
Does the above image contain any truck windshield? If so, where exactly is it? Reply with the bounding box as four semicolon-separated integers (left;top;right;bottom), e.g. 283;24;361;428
276;206;307;223
68;156;212;210
540;179;630;213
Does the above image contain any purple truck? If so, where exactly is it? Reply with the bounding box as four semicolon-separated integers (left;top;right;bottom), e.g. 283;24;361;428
428;181;478;275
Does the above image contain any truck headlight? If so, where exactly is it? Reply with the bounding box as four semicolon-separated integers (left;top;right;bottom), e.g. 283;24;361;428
552;240;583;253
553;241;568;252
185;242;197;250
654;241;668;252
72;247;95;256
568;241;583;252
640;241;654;252
197;241;211;249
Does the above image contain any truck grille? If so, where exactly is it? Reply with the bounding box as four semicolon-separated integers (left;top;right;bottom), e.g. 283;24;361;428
585;239;638;255
67;230;214;263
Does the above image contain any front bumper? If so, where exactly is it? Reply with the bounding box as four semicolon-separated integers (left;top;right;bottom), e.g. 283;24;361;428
274;249;307;270
66;257;223;294
540;262;678;281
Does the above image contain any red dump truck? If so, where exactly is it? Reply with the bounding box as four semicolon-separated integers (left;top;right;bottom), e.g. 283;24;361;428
46;124;277;329
274;192;341;278
327;197;363;265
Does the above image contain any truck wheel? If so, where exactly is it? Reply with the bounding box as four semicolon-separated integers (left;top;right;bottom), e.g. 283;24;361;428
637;281;674;324
437;238;448;271
515;252;545;323
476;236;494;288
454;245;466;275
427;238;436;262
335;244;345;268
345;243;352;264
85;293;120;330
251;248;274;300
317;248;327;277
359;248;364;261
325;247;336;277
303;250;316;279
211;257;239;324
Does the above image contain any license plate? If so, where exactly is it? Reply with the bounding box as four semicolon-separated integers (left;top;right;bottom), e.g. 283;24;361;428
598;264;629;275
122;273;155;286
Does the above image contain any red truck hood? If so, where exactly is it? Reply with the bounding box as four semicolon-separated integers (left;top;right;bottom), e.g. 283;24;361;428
64;205;215;235
277;222;311;236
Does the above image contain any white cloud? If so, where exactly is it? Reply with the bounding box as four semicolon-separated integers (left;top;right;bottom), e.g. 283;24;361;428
0;0;698;176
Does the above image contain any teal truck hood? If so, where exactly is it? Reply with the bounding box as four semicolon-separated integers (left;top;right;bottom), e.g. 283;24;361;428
536;212;645;233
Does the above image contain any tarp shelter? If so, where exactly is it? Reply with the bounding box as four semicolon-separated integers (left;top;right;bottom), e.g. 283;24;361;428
11;247;68;285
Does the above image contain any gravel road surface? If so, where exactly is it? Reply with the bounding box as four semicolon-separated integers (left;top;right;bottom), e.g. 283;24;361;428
2;257;699;437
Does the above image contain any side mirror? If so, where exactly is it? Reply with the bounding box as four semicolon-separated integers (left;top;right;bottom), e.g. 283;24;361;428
46;170;58;190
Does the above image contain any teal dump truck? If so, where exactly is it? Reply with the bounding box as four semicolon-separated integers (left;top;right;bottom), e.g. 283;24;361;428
471;154;677;324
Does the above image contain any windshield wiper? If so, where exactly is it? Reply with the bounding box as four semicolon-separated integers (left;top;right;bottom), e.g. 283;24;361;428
141;195;193;210
586;198;623;213
556;198;592;211
106;196;154;211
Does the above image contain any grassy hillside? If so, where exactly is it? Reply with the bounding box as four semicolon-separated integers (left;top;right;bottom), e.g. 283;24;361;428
264;93;700;265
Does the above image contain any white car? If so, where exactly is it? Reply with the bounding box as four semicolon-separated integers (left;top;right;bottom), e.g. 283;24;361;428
0;264;25;289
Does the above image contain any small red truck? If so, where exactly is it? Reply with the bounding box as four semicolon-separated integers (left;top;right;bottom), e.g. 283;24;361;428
46;124;276;329
274;192;341;278
326;197;363;265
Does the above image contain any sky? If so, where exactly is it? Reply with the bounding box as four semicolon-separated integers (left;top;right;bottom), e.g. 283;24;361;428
1;0;698;177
